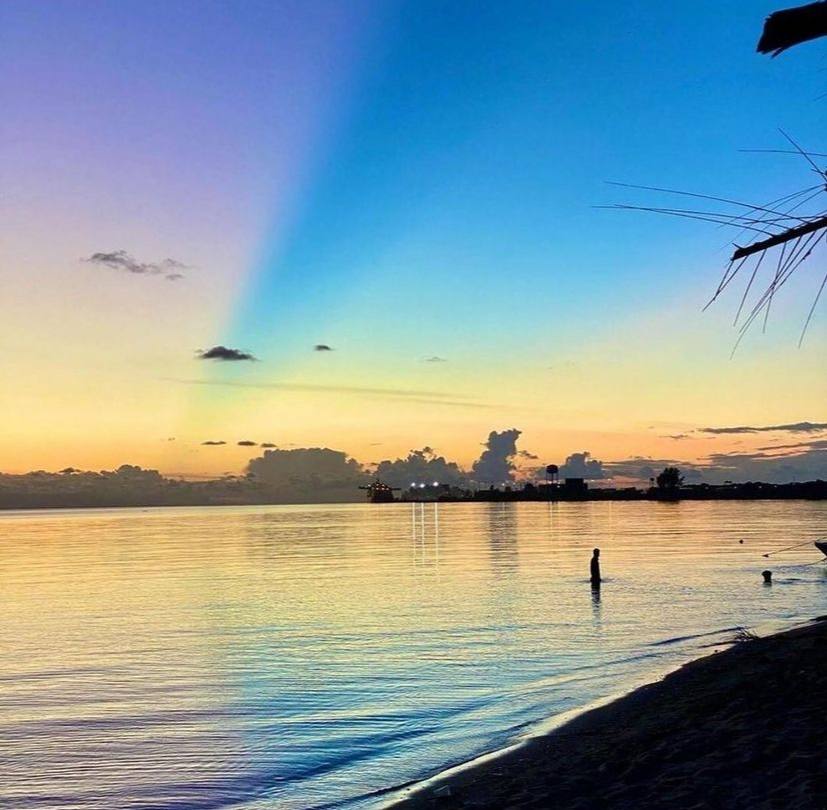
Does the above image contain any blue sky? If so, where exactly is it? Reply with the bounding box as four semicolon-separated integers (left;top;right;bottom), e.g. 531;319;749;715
1;0;824;475
229;1;825;364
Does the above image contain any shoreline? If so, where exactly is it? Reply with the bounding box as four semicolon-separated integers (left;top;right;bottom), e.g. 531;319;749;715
1;495;826;513
389;617;827;809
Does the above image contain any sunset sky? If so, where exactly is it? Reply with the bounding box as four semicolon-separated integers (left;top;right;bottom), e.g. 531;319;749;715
1;1;824;479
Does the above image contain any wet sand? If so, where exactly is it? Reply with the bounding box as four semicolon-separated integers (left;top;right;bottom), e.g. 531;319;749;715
393;619;827;809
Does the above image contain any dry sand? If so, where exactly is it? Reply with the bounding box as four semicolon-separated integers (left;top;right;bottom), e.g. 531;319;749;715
392;618;827;809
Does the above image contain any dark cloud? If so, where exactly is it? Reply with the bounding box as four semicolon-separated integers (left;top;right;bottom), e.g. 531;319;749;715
518;449;539;460
604;441;827;485
197;346;258;362
201;440;226;446
424;356;447;363
84;250;187;281
756;439;827;452
701;447;827;483
246;447;367;500
314;344;334;352
237;440;257;447
699;421;827;435
603;456;703;483
471;429;522;483
662;433;690;440
260;442;277;448
374;447;468;488
559;451;607;480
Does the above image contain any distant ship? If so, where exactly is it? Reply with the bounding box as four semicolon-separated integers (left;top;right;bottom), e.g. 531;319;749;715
359;480;399;503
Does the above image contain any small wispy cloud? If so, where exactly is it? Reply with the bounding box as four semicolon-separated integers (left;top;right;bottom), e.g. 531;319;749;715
84;250;187;281
662;433;690;440
169;378;492;408
699;421;827;435
314;344;334;352
197;346;258;362
260;442;277;448
202;440;227;446
424;356;447;363
237;440;258;447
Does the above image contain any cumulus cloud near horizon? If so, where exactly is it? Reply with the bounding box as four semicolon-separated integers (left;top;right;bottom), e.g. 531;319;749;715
559;451;607;480
373;447;468;488
471;429;522;484
3;425;826;510
84;250;187;281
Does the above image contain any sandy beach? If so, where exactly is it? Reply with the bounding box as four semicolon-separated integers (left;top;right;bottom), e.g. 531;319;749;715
393;618;827;809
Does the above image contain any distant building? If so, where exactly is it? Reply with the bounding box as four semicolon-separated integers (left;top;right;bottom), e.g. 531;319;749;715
563;477;588;494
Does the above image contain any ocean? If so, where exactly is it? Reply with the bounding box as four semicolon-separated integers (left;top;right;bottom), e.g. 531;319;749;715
2;500;825;809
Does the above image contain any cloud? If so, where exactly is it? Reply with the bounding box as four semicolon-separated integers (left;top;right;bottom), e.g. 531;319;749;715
197;346;258;362
518;449;539;460
314;344;334;352
471;429;522;483
603;456;700;483
260;442;277;448
604;441;827;485
424;356;447;363
201;440;227;446
237;440;257;447
756;439;827;452
702;447;827;483
246;447;368;499
84;250;187;281
662;433;690;440
699;421;827;435
169;378;491;408
559;451;607;480
374;447;468;488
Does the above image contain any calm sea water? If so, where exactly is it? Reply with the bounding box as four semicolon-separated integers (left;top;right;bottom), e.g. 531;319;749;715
1;501;825;809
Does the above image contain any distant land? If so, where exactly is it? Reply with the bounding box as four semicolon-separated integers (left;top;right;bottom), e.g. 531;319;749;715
402;479;827;503
0;465;825;511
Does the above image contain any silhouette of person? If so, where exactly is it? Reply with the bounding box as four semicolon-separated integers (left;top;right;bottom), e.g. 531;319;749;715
590;548;601;586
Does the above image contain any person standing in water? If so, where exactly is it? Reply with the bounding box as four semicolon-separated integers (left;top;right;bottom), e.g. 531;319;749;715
590;548;601;586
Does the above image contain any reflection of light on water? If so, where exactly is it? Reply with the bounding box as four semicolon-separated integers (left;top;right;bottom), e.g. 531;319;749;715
411;502;440;573
1;501;825;810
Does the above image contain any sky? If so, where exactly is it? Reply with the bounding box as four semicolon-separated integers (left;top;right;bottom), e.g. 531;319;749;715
1;0;825;482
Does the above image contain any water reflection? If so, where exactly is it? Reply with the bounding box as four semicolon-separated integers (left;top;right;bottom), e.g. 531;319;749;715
486;503;519;577
591;583;602;626
1;501;825;810
411;502;440;571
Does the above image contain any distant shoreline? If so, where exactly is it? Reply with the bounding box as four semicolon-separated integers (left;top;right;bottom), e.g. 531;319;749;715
390;618;827;809
1;489;826;511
